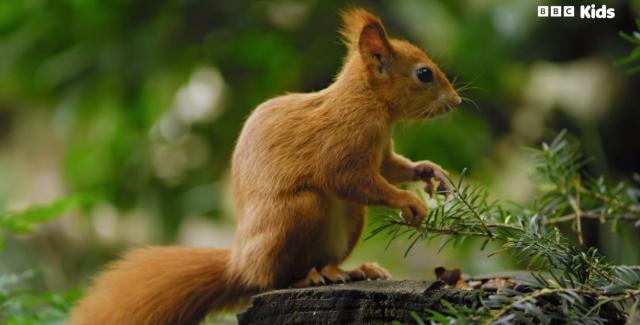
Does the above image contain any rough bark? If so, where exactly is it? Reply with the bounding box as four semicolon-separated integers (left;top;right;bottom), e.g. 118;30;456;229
236;280;478;324
236;274;626;324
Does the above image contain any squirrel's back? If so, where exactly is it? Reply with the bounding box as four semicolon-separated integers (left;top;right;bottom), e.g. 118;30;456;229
231;92;328;199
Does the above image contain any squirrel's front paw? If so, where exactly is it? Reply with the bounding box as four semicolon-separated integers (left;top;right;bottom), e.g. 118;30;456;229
398;192;428;227
413;161;450;196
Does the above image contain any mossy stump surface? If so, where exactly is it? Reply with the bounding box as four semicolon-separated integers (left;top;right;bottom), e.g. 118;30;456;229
236;273;626;324
236;279;480;324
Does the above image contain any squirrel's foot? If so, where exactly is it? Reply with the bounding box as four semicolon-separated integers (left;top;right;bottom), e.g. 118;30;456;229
292;267;326;287
320;264;350;284
292;263;390;287
348;262;392;281
292;265;351;287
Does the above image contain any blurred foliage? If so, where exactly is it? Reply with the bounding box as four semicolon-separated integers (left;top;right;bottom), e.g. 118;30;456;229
0;0;639;323
0;194;93;249
618;18;640;73
0;271;79;325
0;196;88;324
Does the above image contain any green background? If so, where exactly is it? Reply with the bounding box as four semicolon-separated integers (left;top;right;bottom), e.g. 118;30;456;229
1;0;639;323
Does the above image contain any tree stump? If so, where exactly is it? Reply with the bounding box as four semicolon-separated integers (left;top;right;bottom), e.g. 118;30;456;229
236;280;480;324
236;273;626;324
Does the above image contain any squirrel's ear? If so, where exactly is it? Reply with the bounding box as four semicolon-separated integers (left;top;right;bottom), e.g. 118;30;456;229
358;22;393;73
340;8;393;73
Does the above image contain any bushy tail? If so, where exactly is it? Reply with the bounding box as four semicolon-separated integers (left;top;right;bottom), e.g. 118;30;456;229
69;247;247;325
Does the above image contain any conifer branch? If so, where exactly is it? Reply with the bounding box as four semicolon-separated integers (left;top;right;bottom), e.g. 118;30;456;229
369;131;640;323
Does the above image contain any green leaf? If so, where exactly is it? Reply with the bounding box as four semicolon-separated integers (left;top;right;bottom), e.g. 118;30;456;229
0;194;95;233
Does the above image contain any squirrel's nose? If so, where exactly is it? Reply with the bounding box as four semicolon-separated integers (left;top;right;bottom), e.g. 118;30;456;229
451;95;462;106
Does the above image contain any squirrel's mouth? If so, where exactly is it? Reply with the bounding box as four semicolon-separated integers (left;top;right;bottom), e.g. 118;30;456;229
415;105;453;119
434;102;457;116
437;96;461;115
416;95;460;119
413;99;459;119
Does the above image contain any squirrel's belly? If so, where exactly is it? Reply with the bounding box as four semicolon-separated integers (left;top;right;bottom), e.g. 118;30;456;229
322;198;351;260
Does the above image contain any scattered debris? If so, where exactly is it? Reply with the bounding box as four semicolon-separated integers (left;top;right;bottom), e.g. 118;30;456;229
434;266;461;285
434;266;515;291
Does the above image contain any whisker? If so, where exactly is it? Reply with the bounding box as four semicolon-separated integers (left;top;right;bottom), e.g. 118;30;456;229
460;96;480;112
451;75;460;87
412;109;427;120
456;84;481;92
412;105;432;120
455;82;482;95
458;77;486;95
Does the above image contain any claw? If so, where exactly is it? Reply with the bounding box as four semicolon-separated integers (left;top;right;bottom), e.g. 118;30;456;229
348;268;367;281
415;161;451;197
320;265;350;284
293;267;325;287
414;164;435;181
294;263;391;287
349;262;392;281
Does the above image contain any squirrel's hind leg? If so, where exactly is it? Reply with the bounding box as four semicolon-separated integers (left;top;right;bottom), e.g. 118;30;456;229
290;200;391;288
338;203;367;262
336;203;393;282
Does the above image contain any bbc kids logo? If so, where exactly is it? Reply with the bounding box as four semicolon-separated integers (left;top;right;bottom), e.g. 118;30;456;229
538;5;615;19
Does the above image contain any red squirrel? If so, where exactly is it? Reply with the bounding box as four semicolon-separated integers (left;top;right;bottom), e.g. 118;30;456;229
69;8;461;324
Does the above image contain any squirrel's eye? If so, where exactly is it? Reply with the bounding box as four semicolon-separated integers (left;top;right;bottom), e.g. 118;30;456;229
416;67;434;83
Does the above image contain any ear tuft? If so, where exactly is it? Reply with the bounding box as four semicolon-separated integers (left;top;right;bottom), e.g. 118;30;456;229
339;7;386;51
359;23;391;62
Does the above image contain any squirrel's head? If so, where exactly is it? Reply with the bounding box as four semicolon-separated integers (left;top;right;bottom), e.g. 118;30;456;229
340;8;461;120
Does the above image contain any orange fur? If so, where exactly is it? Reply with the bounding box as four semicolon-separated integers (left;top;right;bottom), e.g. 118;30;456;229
69;247;246;324
70;7;461;324
340;8;386;51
